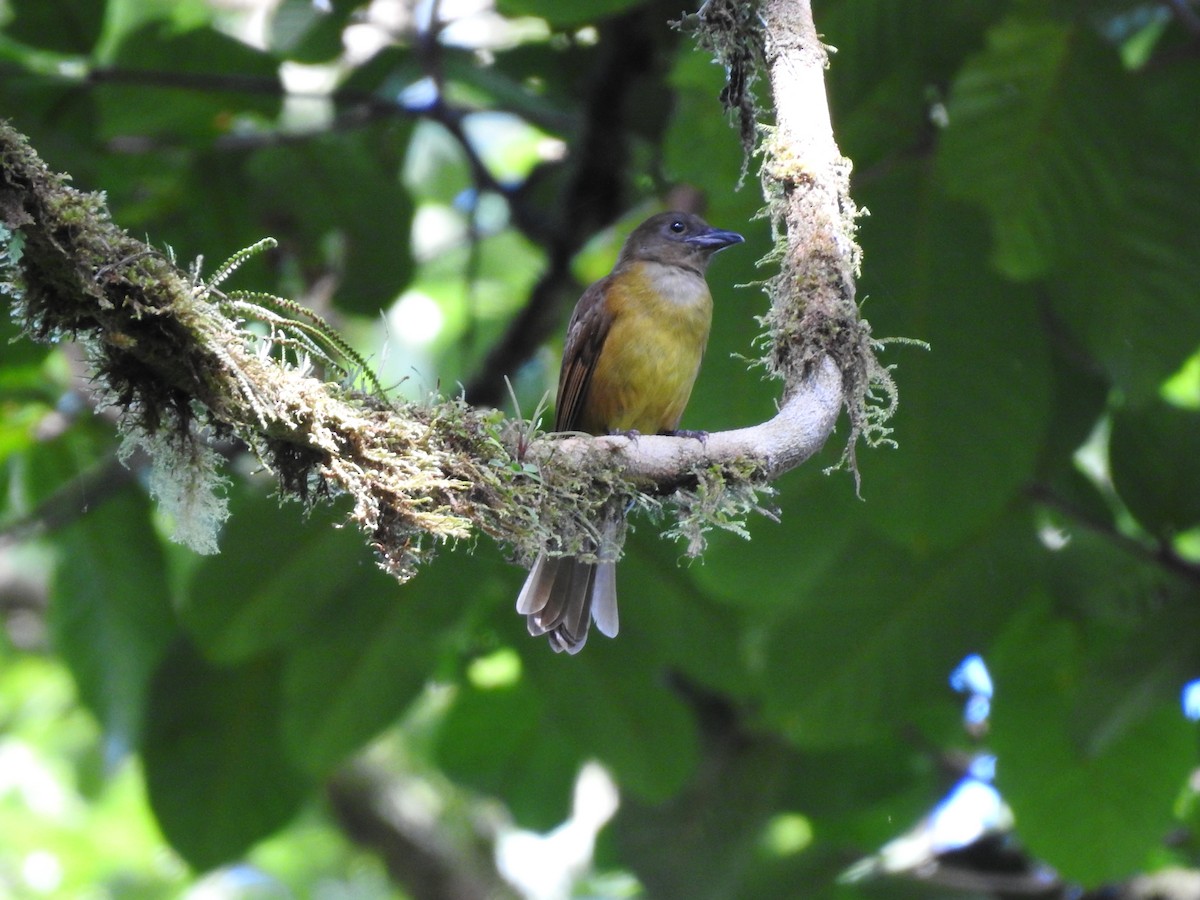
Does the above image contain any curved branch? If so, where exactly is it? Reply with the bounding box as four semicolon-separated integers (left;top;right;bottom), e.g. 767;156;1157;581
514;0;861;489
529;356;842;488
0;0;867;576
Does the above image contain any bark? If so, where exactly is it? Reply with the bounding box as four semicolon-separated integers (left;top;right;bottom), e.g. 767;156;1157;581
0;0;868;569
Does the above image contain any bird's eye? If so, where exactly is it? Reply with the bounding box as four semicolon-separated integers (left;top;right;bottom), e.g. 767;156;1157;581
669;220;686;234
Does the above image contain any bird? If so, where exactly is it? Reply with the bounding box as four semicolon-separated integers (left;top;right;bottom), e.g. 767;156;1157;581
516;210;744;654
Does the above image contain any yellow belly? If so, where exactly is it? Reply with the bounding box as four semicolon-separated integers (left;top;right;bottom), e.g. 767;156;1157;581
581;266;712;434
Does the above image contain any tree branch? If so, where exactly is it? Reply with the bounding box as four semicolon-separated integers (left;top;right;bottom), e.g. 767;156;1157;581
529;357;842;486
756;0;892;474
0;0;878;577
1028;483;1200;587
326;763;515;900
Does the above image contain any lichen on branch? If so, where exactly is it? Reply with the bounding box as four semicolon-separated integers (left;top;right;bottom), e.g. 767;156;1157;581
0;0;877;580
686;0;906;487
0;122;629;576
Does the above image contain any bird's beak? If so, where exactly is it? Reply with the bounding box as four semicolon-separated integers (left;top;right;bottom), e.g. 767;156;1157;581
685;227;745;252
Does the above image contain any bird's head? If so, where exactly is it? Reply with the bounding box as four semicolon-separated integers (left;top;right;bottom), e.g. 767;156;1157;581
618;211;744;272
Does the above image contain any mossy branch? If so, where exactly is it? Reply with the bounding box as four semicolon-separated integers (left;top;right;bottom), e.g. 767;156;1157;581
758;0;895;481
0;0;881;576
686;0;904;491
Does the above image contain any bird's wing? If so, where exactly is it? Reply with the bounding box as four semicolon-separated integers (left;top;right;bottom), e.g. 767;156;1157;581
555;276;615;433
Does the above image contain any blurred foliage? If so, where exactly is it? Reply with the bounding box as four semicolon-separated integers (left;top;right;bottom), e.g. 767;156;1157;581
2;0;1200;897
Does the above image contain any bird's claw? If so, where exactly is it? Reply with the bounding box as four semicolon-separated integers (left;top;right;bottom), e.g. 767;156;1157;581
664;428;709;444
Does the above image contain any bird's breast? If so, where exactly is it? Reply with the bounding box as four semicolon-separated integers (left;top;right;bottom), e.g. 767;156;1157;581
583;262;713;434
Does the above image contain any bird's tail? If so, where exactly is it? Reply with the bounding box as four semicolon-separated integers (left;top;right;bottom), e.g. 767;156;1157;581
516;552;618;654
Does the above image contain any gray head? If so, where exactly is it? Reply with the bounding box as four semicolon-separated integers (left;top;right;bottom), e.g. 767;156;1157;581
617;211;744;272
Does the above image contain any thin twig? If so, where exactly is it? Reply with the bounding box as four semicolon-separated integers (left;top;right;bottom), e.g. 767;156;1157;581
0;453;136;549
1028;482;1200;587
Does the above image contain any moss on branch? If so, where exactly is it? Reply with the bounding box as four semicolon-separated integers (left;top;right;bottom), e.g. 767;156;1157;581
685;0;907;488
1;3;882;580
0;122;652;576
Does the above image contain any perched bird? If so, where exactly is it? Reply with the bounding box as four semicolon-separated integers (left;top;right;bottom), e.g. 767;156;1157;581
516;211;744;654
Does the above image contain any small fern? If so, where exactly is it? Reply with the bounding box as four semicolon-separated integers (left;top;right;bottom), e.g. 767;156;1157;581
197;237;277;295
195;238;387;399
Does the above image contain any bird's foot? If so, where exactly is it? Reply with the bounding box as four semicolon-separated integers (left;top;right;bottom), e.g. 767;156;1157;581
663;428;709;444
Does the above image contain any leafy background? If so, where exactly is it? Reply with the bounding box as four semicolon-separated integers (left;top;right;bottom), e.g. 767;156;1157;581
2;0;1200;896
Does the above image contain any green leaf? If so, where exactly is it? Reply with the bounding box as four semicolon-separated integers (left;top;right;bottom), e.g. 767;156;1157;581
434;678;577;829
610;538;749;692
617;738;805;900
988;601;1196;884
854;164;1052;549
0;301;59;465
664;50;749;196
98;0;214;53
495;0;645;27
280;548;494;776
449;45;575;133
269;0;358;63
0;288;51;376
1043;524;1179;625
1110;400;1200;537
143;640;310;870
0;401;48;472
937;16;1200;399
11;418;120;525
822;0;1006;169
0;66;101;222
1037;466;1115;555
936;17;1080;279
1034;332;1110;480
824;0;1006;92
684;462;861;618
438;540;735;822
617;732;930;899
51;487;176;752
338;46;424;99
499;537;712;803
521;614;699;802
178;490;386;664
441;540;723;821
761;514;1040;747
5;0;104;54
96;24;282;141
